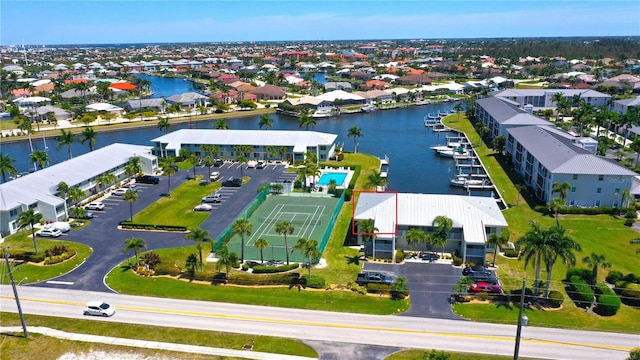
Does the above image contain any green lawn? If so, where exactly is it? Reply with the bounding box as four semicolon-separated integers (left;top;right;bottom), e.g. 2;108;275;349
0;312;317;359
0;231;92;285
387;349;539;360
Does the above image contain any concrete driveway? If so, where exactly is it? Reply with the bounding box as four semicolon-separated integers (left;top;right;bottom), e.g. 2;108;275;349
31;162;292;293
363;261;463;320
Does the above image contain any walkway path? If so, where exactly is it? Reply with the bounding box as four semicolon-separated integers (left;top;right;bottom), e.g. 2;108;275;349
0;326;316;360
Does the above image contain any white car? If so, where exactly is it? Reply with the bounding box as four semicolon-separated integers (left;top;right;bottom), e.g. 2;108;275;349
113;188;135;196
193;203;213;211
210;172;220;181
38;228;62;237
256;160;266;169
121;183;137;189
85;202;105;211
202;192;222;203
83;301;116;317
45;221;71;233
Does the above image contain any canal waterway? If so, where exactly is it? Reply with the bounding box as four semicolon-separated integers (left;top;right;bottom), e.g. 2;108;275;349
2;102;480;195
134;73;199;99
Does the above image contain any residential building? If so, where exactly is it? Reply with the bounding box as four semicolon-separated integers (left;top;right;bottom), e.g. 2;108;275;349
492;89;611;109
475;96;552;138
353;192;508;264
166;92;210;108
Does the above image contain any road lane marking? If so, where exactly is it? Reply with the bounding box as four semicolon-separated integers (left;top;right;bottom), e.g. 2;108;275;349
45;281;74;285
2;296;633;353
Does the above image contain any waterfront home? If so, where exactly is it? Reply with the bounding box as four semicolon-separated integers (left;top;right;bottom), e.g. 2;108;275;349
0;144;157;237
249;84;287;101
166;92;210;109
353;192;508;264
353;90;393;104
612;96;640;115
475;96;552;138
316;90;366;105
282;96;334;115
123;98;167;113
492;88;611;109
86;102;124;115
151;129;338;163
35;105;74;121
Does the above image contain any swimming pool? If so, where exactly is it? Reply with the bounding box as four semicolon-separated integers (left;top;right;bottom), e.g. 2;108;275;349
317;172;348;186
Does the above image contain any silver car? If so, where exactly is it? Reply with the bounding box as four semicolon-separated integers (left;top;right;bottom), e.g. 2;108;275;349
83;301;116;317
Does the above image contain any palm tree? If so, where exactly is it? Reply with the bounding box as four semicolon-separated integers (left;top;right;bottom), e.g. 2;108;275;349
122;189;138;222
232;218;253;264
96;172;116;192
215;244;238;278
278;146;288;162
487;233;509;267
158;116;172;134
347;125;363;153
0;152;18;183
620;188;634;209
125;156;142;177
29;150;49;171
80;126;98;151
214;118;229;130
358;218;379;259
367;170;387;190
582;253;611;284
551;181;571;201
56;129;76;159
514;184;525;206
56;181;69;199
17;209;43;254
203;156;215;180
543;226;581;298
254;238;269;264
517;221;549;296
552;92;566;123
548;197;566;226
185;227;212;270
258;113;274;130
67;187;85;207
406;228;426;252
161;157;177;196
298;111;316;130
453;102;464;122
187;153;198;179
292;238;320;278
629;137;640;167
432;215;453;259
123;237;146;266
275;220;295;265
201;144;220;159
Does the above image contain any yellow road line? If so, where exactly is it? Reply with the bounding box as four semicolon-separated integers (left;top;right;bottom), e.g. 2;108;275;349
3;296;634;352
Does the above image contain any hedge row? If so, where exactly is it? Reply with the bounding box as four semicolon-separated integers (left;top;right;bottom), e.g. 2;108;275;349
606;270;639;284
547;290;564;308
568;275;595;308
43;250;77;265
534;205;629;215
566;268;595;284
614;282;640;307
594;284;622;316
503;249;519;258
301;275;326;289
119;221;187;232
252;263;299;273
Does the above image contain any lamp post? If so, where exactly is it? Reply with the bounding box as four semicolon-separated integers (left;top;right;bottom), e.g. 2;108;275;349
513;279;527;360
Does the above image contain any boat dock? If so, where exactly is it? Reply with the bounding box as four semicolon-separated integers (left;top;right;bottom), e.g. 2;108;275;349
379;155;389;178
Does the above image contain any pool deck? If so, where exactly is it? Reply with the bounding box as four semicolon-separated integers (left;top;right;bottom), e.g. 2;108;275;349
307;167;354;190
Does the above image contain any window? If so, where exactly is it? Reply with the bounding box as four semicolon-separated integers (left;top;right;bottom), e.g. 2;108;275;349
596;188;602;194
571;187;576;193
595;200;601;206
615;188;620;195
598;175;604;181
573;174;578;180
9;209;18;217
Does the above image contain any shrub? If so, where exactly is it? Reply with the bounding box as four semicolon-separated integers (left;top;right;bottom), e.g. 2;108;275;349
628;348;640;360
154;263;182;276
241;263;250;271
452;256;463;266
391;276;409;299
143;252;161;269
616;282;640;307
366;283;392;294
546;290;564;308
45;245;69;257
624;219;635;227
503;249;519;258
624;273;639;284
566;268;594;283
594;284;622;316
568;275;595;308
395;249;405;263
29;253;46;263
625;209;637;218
252;263;299;274
606;270;624;284
301;275;326;289
350;283;368;295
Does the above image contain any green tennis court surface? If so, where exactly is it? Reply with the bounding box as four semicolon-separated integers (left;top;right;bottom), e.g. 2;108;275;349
225;194;341;264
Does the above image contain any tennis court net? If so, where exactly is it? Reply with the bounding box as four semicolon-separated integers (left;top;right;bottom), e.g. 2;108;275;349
259;218;321;225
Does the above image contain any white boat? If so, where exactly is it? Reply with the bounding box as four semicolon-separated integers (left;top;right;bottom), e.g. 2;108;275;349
430;145;452;152
361;104;376;112
437;147;468;158
450;175;485;187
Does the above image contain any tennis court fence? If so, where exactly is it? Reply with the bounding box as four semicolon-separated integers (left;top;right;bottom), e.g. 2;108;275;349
259;218;321;225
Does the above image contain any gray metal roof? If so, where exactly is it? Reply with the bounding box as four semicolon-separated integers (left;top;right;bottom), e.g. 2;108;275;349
476;97;525;123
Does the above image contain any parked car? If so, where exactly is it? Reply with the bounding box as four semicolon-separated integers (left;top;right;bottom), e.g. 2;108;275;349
135;175;159;184
38;228;62;238
247;161;257;168
112;188;132;196
256;160;266;169
83;301;116;317
213;159;224;167
462;266;492;276
467;272;499;284
121;183;137;189
210;172;220;181
222;177;242;187
469;282;502;294
202;192;222;203
193;204;213;211
85;202;105;211
45;221;71;233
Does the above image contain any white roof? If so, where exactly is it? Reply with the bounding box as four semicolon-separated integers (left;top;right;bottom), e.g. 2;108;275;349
86;103;123;112
414;82;465;92
353;193;508;243
152;129;338;154
316;90;365;102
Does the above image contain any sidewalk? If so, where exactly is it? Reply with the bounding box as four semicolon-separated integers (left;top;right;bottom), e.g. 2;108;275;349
0;326;317;360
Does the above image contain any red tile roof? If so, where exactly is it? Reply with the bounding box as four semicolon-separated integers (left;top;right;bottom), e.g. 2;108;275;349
109;82;137;90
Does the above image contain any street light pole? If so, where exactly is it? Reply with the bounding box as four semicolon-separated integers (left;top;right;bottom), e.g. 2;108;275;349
513;279;526;360
3;248;29;338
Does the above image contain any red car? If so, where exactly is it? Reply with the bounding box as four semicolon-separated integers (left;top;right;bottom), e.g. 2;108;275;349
469;282;502;294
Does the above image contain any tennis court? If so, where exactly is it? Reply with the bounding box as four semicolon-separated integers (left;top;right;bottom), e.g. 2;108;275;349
224;194;341;264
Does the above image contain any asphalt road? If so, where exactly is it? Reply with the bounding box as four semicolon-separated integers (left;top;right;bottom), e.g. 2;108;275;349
31;162;292;293
2;286;636;360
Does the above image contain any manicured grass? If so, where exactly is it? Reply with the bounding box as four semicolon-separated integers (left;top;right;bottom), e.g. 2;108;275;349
387;349;538;360
133;177;220;228
0;312;317;358
0;231;92;285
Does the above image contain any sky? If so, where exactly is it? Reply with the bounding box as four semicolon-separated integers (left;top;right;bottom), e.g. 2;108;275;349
1;1;639;45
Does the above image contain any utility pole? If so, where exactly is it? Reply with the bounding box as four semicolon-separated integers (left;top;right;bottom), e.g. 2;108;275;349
3;248;29;338
513;279;526;360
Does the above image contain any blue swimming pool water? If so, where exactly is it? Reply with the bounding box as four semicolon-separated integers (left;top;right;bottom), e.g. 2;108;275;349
317;172;348;186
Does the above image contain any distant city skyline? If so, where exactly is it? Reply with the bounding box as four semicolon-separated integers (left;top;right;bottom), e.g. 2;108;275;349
1;1;639;46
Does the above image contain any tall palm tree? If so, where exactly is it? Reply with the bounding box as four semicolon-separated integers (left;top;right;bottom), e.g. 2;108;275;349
406;228;426;252
432;215;453;259
347;125;363;153
17;209;43;254
358;218;379;259
56;129;76;159
215;244;238;278
453;102;464;122
582;253;611;284
551;181;571;201
80;126;98;151
122;189;138;222
275;220;295;265
278;146;288;162
514;184;526;206
292;238;320;278
157;116;172;134
0;152;18;183
214;118;229;130
517;221;549;296
17;116;35;152
123;237;146;266
552;92;566;123
232;218;253;264
548;197;566;226
258;113;274;130
185;227;212;270
29;149;49;171
254;238;269;264
203;156;215;180
56;181;69;199
298;111;316;130
161;157;177;196
629;137;640;167
125;156;142;177
543;226;581;298
96;172;116;192
367;170;388;190
201;144;220;159
67;187;85;207
487;233;509;267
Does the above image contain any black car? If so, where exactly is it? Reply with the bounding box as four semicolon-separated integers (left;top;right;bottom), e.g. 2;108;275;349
462;266;492;276
222;177;242;187
136;175;160;184
213;159;224;167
